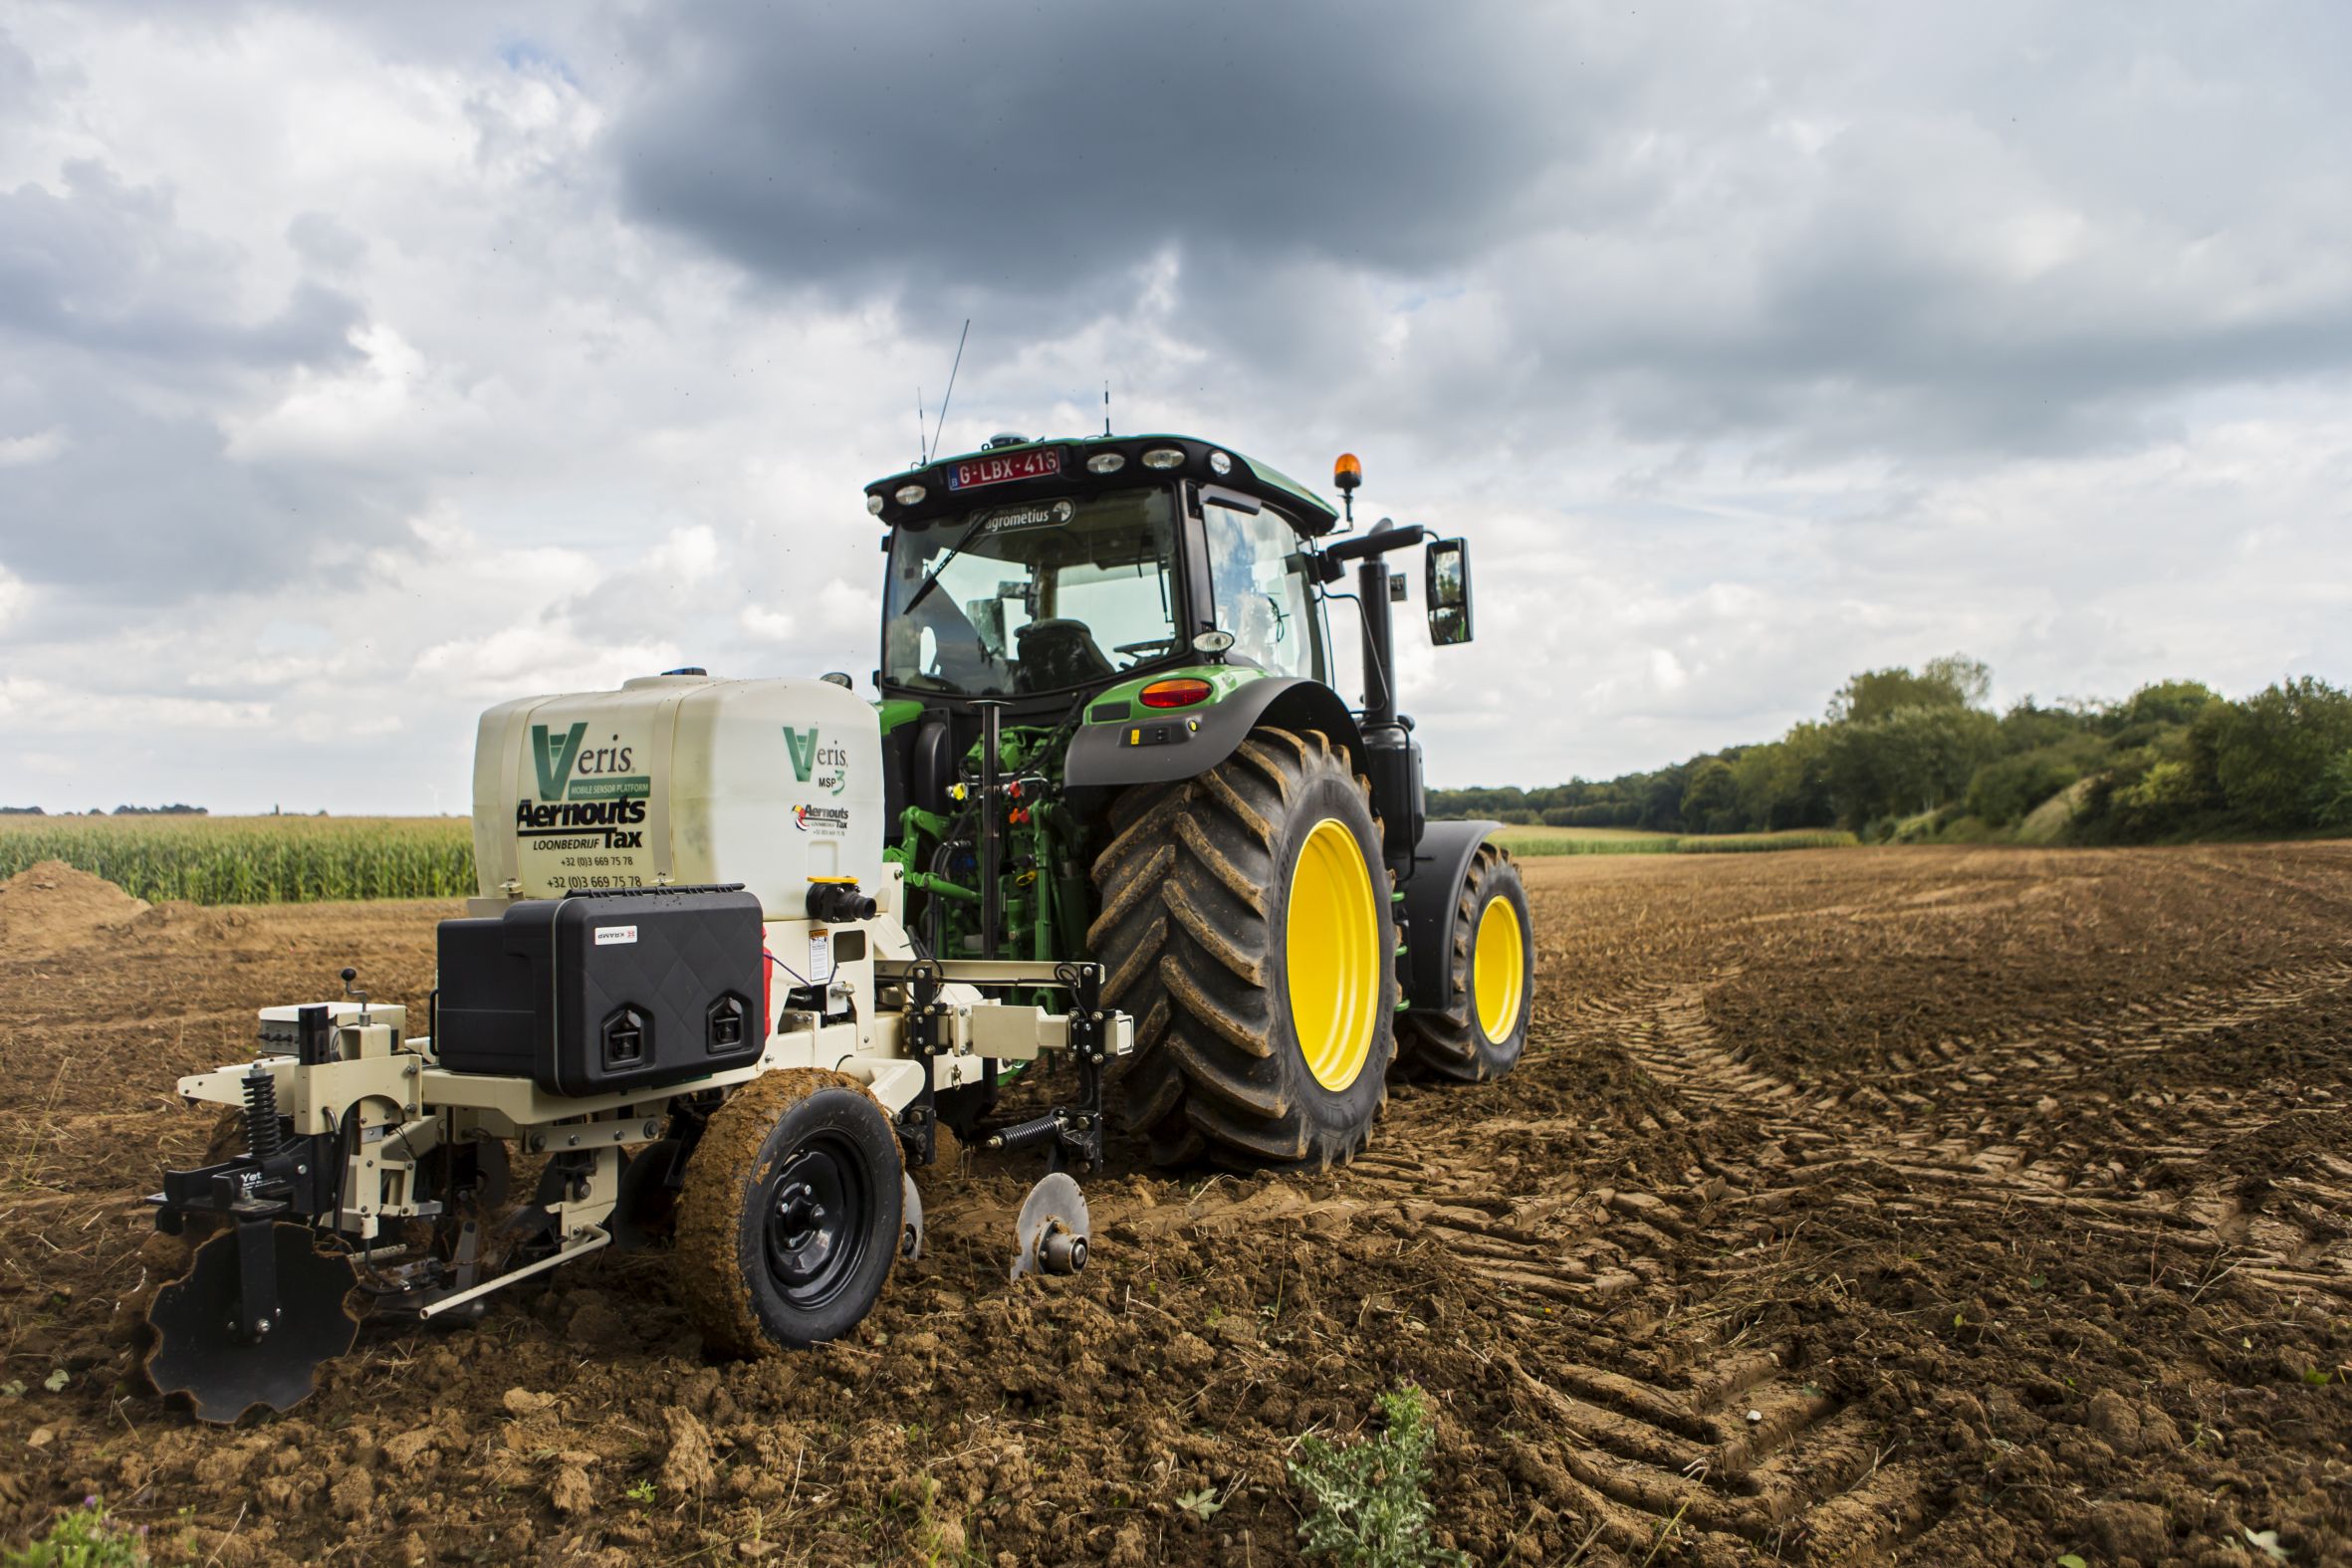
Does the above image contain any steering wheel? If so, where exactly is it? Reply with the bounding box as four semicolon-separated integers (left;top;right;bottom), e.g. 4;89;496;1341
1113;637;1178;658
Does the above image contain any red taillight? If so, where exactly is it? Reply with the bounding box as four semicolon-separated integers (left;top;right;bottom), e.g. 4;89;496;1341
762;947;775;1031
1138;678;1213;708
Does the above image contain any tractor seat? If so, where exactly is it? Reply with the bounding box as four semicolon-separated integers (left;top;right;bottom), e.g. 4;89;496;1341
1014;618;1114;691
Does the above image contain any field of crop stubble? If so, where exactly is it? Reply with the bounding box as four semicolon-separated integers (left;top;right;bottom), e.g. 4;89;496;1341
0;844;2346;1565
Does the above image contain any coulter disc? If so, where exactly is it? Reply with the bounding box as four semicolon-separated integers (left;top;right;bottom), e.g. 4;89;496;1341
144;1223;359;1424
1009;1171;1090;1281
900;1172;926;1261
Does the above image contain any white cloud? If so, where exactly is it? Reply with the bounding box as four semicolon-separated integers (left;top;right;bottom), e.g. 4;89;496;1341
739;605;794;643
0;675;274;733
0;427;65;468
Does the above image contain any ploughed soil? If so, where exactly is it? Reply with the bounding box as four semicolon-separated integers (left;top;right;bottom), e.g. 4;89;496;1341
0;846;2347;1566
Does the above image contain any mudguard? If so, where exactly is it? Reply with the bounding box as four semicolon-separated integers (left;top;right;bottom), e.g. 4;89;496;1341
1062;676;1366;790
1400;819;1502;1014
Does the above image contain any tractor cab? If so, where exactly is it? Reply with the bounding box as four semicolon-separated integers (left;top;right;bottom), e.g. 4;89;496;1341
869;433;1344;713
864;428;1481;878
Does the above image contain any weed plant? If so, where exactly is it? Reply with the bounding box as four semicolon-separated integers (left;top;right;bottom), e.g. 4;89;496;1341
1289;1385;1468;1567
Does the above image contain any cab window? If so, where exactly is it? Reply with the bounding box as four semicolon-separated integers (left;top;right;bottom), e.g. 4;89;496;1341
1201;500;1316;680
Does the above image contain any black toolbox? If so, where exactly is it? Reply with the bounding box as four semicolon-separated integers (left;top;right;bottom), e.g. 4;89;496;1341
434;885;765;1096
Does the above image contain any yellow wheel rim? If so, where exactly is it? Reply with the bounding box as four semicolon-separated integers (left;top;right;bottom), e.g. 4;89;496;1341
1286;817;1381;1091
1473;894;1527;1045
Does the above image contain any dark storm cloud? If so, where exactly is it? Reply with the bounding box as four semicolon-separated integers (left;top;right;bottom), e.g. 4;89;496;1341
608;0;2352;464
609;0;1595;316
0;387;415;606
0;27;34;115
0;161;361;365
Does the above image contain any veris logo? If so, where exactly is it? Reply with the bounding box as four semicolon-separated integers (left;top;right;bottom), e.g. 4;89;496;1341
518;722;650;842
531;723;640;800
784;726;850;796
532;723;587;798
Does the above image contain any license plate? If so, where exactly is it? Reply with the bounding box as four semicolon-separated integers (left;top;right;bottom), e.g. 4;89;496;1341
947;447;1060;491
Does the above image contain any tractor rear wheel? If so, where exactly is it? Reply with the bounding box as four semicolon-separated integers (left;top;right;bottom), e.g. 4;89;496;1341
1400;844;1532;1082
673;1070;902;1357
1090;726;1396;1171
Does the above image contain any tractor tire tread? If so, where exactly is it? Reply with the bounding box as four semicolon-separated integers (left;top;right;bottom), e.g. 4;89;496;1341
1093;725;1395;1172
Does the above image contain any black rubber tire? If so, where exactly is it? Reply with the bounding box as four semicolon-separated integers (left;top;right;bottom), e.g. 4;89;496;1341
1399;843;1532;1082
1090;725;1396;1171
673;1071;902;1357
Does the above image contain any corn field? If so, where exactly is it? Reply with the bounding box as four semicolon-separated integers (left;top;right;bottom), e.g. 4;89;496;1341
0;816;475;904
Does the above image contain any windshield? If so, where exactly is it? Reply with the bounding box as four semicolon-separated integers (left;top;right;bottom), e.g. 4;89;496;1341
883;487;1181;697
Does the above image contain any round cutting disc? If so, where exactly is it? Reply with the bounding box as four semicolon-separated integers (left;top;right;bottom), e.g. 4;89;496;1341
144;1223;359;1424
1009;1171;1090;1282
900;1173;926;1261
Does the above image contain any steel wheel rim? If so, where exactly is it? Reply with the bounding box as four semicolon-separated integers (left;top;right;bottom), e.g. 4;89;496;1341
1287;816;1380;1091
1474;894;1527;1045
761;1135;869;1310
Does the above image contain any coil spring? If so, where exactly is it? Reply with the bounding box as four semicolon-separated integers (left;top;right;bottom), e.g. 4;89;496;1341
242;1067;283;1161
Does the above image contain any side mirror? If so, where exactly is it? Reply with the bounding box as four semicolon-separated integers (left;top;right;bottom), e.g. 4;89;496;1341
1424;538;1474;646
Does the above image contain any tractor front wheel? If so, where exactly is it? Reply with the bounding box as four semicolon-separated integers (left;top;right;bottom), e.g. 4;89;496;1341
1091;726;1396;1171
1400;843;1532;1082
673;1070;902;1357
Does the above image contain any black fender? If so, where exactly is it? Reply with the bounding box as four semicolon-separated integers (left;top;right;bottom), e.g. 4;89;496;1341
1062;676;1366;790
1400;819;1502;1013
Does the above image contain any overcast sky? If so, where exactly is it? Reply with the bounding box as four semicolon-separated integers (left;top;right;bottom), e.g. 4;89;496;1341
4;1;2350;812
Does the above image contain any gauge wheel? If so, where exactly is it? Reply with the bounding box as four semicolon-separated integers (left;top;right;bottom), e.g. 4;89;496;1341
673;1070;903;1356
1400;843;1532;1082
1092;725;1397;1171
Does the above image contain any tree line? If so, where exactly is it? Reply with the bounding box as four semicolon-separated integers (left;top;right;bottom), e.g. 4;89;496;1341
1431;656;2352;844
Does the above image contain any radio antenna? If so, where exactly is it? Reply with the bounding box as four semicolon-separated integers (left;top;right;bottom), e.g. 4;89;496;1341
1103;379;1112;437
927;319;970;464
915;386;927;466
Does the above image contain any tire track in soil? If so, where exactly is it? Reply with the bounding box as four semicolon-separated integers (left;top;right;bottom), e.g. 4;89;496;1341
1157;975;1942;1562
1571;952;2352;1558
1543;976;1946;1560
1724;956;2352;1306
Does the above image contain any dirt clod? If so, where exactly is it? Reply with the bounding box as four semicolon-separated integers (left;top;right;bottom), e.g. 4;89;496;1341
501;1388;557;1417
548;1464;594;1517
330;1464;374;1520
2089;1498;2172;1562
658;1409;718;1502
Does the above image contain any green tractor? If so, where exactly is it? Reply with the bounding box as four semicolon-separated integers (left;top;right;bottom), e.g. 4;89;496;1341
866;431;1533;1169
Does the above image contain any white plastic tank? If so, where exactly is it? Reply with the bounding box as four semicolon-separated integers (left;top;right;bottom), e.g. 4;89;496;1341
470;673;886;917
